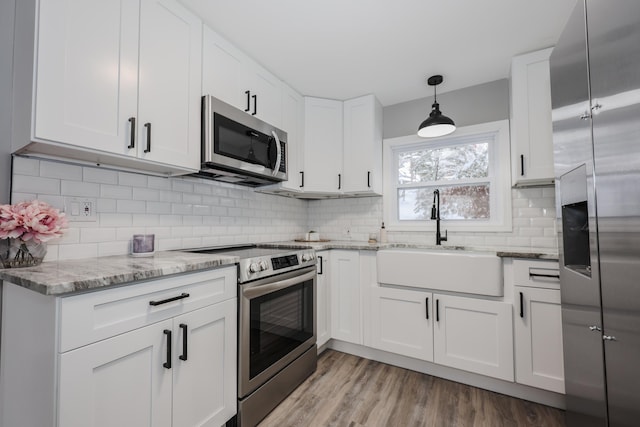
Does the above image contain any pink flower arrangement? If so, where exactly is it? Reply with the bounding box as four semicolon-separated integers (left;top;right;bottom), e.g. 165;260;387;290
0;200;68;243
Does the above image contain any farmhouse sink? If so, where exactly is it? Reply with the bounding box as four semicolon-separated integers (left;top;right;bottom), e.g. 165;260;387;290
376;248;503;296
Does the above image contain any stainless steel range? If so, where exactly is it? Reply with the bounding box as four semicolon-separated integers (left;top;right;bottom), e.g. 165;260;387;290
186;245;317;427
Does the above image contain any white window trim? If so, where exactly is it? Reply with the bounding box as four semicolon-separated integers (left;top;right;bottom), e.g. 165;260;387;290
383;119;512;232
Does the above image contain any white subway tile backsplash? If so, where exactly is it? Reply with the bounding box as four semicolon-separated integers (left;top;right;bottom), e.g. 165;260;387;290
61;180;99;197
117;199;146;213
12;175;60;195
12;157;40;176
81;227;117;243
58;243;99;260
118;172;148;187
40;161;83;181
133;188;160;201
101;184;133;199
83;167;118;184
11;157;556;261
148;176;171;190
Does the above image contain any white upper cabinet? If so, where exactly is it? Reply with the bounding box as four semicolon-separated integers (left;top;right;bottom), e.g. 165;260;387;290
342;94;383;195
202;25;282;128
31;0;202;172
510;48;555;186
301;94;383;197
303;97;344;194
137;0;202;168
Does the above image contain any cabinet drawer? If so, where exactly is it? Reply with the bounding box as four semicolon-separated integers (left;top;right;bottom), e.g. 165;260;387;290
58;267;236;352
513;259;560;290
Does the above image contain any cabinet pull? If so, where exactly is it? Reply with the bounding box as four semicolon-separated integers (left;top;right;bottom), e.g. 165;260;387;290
245;90;251;112
252;94;257;116
128;117;136;149
338;173;342;190
144;123;151;153
519;292;524;318
317;256;323;275
149;292;190;306
425;297;429;320
436;299;440;322
367;171;371;188
163;329;172;369
529;272;560;279
520;154;525;176
300;171;304;188
179;323;188;361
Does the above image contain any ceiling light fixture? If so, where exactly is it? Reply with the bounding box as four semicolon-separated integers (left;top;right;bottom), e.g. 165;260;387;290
417;75;456;138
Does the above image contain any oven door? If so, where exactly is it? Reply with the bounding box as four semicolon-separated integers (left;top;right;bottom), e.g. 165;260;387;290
238;266;316;398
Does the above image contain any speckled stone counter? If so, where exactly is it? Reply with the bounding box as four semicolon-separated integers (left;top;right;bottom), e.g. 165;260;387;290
259;241;559;260
0;251;238;296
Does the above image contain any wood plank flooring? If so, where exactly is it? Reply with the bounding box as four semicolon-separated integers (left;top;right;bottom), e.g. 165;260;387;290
259;350;565;427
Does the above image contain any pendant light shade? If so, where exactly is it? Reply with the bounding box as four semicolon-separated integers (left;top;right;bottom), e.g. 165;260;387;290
417;75;456;138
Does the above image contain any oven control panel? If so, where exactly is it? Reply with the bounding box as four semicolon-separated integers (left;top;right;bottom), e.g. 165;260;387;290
242;250;316;282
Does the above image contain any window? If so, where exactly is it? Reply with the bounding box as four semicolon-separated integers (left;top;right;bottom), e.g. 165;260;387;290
383;120;512;232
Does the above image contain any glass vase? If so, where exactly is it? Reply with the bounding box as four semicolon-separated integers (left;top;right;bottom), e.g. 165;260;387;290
0;238;47;268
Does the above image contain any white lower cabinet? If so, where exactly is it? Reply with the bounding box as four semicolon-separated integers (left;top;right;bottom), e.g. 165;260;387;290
369;287;514;381
0;267;237;427
514;286;564;393
330;250;361;344
316;250;331;348
511;259;564;393
370;286;434;361
59;319;174;427
433;294;514;381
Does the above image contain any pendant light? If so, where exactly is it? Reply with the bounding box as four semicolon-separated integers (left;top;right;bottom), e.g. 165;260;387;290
417;75;456;138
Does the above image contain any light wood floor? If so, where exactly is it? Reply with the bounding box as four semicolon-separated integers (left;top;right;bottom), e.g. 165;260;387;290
259;350;565;427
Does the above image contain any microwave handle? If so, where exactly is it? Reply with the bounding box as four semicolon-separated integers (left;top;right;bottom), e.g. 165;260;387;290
271;130;282;176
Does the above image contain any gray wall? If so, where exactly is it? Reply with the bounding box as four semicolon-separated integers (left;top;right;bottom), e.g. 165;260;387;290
1;0;15;204
383;79;509;139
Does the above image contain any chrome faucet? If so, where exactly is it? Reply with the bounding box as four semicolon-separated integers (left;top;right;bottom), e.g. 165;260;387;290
431;189;447;245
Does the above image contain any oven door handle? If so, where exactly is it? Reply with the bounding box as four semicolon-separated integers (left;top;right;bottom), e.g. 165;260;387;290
242;269;316;299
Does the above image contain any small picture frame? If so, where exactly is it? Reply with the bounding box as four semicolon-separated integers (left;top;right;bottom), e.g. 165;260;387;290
131;234;155;257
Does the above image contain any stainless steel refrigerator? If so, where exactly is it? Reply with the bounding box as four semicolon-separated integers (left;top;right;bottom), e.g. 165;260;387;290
550;1;640;426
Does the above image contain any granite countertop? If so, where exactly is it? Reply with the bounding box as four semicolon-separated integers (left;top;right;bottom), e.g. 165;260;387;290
0;241;557;297
0;251;238;296
259;240;559;260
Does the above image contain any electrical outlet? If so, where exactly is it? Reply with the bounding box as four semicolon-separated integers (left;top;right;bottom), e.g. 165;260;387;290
63;197;97;222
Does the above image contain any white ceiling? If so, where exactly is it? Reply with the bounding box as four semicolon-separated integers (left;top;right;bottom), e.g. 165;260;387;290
181;0;578;106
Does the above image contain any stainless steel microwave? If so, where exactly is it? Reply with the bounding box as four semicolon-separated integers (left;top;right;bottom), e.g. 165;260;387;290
198;95;287;186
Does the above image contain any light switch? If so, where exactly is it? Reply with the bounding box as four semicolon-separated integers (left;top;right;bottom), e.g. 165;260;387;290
64;197;97;222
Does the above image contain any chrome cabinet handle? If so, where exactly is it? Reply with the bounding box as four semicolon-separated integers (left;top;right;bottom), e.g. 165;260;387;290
589;325;602;332
603;335;617;341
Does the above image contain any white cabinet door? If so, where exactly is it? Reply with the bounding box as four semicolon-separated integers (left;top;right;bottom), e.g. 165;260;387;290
510;48;555;186
370;286;434;361
202;26;247;111
137;0;201;170
262;84;304;193
247;61;282;128
316;251;331;348
330;250;361;343
433;294;514;381
34;0;140;155
58;320;173;427
342;94;383;195
303;97;344;193
514;286;564;393
172;300;237;427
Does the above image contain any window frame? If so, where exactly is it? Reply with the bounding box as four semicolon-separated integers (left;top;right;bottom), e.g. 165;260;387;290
383;119;512;232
